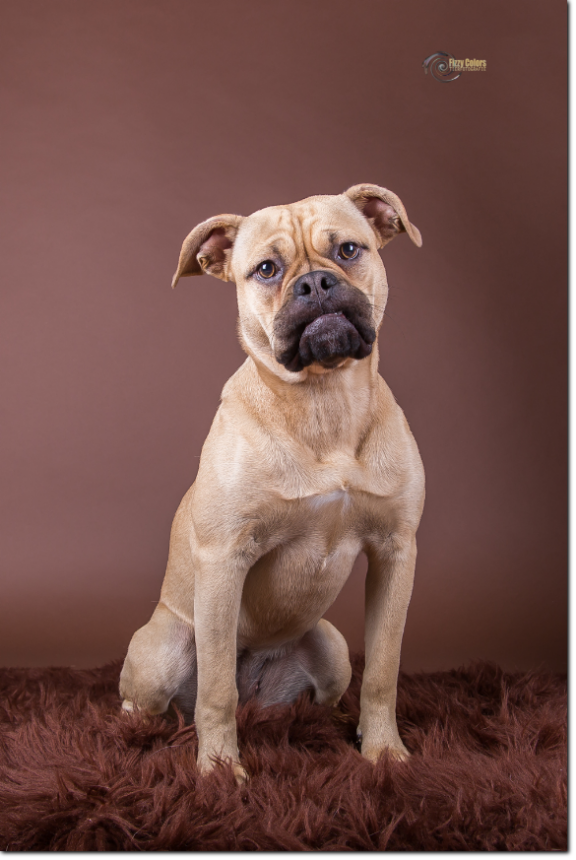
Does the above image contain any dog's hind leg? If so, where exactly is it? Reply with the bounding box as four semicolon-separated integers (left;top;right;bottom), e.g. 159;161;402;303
239;619;352;708
120;489;198;718
305;618;353;705
119;601;196;717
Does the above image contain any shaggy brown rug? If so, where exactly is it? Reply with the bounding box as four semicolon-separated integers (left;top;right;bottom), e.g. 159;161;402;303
0;655;566;851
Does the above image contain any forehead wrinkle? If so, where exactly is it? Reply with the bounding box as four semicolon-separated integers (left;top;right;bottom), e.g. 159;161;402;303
248;231;297;265
237;206;291;245
295;199;364;259
236;208;297;274
289;201;324;265
286;206;311;272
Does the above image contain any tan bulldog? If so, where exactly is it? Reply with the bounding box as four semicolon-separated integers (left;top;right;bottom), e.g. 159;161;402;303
119;184;425;783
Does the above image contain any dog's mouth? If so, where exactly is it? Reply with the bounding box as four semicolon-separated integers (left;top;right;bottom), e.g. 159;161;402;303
297;311;372;370
274;289;376;374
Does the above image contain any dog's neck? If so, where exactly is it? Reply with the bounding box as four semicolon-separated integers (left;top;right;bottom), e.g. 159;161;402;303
242;348;381;459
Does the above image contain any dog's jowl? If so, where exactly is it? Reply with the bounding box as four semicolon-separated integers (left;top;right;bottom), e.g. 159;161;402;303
119;184;425;783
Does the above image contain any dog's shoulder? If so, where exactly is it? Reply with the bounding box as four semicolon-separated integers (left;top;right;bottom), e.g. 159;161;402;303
357;375;425;497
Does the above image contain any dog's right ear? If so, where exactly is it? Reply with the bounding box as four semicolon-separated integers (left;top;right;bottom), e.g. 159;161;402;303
171;214;244;287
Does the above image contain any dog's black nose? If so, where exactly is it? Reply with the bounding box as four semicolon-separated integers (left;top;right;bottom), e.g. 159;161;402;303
292;270;339;299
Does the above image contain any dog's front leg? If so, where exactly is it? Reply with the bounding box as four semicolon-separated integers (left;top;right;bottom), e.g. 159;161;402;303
193;553;249;783
359;533;417;763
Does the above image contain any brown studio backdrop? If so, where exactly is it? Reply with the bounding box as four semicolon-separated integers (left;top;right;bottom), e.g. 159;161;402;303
0;0;567;671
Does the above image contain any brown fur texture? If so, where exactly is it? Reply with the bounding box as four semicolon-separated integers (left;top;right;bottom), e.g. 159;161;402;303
0;656;566;851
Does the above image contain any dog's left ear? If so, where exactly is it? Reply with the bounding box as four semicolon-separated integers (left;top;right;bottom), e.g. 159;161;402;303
171;214;244;287
344;184;422;249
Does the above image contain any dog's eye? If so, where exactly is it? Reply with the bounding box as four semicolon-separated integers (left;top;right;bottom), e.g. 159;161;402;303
339;242;359;260
257;261;277;279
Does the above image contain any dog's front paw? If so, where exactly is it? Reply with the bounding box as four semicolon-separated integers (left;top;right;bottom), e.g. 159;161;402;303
197;752;249;785
231;761;249;784
357;729;411;763
362;740;411;763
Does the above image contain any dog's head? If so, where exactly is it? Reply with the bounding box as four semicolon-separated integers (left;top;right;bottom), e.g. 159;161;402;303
171;184;421;381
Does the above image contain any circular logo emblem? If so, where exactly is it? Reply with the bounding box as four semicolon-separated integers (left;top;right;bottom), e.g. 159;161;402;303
422;52;461;83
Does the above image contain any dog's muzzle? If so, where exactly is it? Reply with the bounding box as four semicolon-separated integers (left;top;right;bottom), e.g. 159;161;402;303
273;270;376;373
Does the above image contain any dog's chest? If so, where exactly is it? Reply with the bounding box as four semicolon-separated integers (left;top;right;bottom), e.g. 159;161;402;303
306;486;351;513
238;487;364;645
